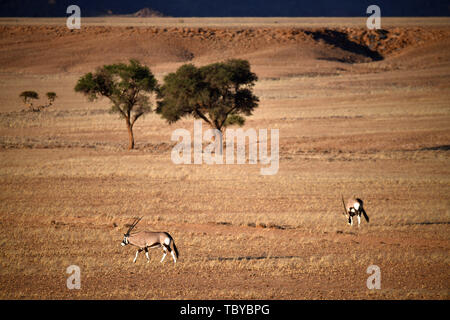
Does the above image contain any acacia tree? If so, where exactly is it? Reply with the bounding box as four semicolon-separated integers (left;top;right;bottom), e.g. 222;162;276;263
19;91;57;111
156;59;259;134
46;92;57;107
19;91;39;110
75;59;157;149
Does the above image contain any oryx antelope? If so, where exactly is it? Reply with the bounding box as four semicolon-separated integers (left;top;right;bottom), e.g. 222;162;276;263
341;196;369;227
121;217;179;264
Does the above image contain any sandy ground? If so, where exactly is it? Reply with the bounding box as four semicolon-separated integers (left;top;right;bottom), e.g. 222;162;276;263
0;18;449;299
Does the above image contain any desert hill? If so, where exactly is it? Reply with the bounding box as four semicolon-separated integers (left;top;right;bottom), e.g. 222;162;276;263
0;24;449;78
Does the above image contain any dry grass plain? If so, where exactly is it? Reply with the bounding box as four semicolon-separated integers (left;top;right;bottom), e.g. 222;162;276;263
0;18;449;300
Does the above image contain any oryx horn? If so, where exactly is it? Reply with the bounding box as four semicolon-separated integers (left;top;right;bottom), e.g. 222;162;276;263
126;216;143;235
341;195;348;217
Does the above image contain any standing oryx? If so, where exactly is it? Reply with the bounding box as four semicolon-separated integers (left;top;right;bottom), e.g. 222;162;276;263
341;196;369;227
121;217;179;264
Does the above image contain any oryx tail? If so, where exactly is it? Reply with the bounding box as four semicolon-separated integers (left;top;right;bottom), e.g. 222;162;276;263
171;238;179;260
361;207;369;222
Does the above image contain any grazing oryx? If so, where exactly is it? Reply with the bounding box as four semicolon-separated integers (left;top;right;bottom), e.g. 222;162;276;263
121;217;179;264
341;196;369;227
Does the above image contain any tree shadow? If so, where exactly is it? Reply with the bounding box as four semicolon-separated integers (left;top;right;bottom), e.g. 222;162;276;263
305;29;384;62
208;255;302;261
400;221;450;226
419;145;450;151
